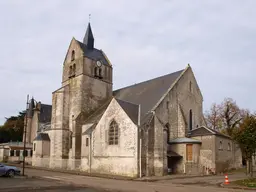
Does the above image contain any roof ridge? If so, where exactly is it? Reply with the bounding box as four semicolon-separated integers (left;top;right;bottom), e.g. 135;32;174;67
114;69;184;92
115;98;139;106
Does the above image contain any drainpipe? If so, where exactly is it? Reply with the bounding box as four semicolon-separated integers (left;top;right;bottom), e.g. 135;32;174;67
138;105;142;178
89;133;92;174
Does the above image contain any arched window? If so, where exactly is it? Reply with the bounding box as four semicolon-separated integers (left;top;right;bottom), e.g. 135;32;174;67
189;109;193;131
71;50;75;61
73;64;76;76
219;141;223;150
108;120;119;145
94;67;98;77
69;66;73;77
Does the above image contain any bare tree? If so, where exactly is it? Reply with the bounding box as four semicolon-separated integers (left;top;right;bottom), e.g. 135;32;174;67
204;103;222;130
205;98;249;136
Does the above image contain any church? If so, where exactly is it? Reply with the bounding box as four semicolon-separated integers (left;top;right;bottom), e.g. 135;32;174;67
24;23;242;177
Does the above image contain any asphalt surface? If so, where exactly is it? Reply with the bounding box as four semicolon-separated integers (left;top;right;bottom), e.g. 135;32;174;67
0;167;250;192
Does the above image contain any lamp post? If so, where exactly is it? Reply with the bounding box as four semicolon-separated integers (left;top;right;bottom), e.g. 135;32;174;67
22;94;29;176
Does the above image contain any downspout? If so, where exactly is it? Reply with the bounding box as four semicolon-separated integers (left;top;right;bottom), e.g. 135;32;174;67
138;105;141;178
89;133;92;174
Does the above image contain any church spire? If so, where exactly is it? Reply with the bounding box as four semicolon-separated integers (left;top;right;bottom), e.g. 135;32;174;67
83;22;94;50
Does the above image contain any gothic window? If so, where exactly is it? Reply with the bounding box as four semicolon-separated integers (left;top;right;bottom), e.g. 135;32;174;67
71;50;75;61
108;120;119;145
189;109;193;131
69;66;73;78
73;64;76;76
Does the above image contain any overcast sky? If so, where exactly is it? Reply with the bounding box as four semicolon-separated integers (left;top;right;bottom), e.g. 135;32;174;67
0;0;255;124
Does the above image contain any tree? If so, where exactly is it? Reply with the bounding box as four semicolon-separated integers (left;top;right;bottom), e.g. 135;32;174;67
234;114;256;177
0;111;26;143
204;103;222;130
205;98;248;137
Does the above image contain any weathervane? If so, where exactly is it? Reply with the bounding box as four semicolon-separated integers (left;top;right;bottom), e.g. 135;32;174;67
89;14;91;22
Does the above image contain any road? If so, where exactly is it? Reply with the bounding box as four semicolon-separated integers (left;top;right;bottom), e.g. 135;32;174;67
10;168;246;192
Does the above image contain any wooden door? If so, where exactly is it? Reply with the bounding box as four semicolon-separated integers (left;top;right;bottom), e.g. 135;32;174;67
186;144;193;161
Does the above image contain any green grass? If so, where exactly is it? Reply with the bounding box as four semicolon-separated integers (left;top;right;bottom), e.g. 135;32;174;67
233;178;256;188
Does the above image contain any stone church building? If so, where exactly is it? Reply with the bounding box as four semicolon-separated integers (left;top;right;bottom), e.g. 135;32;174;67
26;23;242;177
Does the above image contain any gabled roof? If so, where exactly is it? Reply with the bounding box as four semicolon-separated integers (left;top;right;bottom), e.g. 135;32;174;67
113;69;184;124
116;99;139;125
189;126;231;139
34;133;50;141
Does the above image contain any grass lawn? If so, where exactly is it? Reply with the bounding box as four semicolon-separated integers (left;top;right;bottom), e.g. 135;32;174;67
233;178;256;188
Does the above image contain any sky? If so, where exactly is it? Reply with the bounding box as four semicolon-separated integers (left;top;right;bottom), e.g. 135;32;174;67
0;0;255;124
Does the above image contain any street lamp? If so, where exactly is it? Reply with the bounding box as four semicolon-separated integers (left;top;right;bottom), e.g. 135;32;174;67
22;94;29;176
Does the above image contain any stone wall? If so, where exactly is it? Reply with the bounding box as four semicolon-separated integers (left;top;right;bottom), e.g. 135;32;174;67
154;66;204;141
89;99;138;177
192;135;216;174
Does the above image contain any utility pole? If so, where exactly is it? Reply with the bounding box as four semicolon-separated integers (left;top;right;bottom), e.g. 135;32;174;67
22;94;29;176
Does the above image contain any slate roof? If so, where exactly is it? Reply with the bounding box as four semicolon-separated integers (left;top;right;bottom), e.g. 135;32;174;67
38;104;52;123
83;23;94;49
34;133;50;141
113;69;184;124
168;137;202;144
76;40;110;66
27;98;36;118
189;126;231;139
116;99;139;124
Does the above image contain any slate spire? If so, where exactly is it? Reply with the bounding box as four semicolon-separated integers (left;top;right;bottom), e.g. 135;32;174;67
83;22;94;50
27;97;35;118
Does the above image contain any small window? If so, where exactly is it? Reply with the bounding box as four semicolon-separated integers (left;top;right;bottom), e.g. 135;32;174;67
71;50;75;61
23;150;28;157
94;67;98;77
166;101;169;109
228;143;231;151
73;64;76;76
33;143;36;151
189;109;193;131
108;120;119;145
69;135;72;149
16;150;20;156
99;68;102;79
69;66;73;77
189;81;192;92
219;141;223;150
86;138;89;146
10;150;14;156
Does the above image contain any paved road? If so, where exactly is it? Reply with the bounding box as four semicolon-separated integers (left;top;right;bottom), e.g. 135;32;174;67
20;168;247;192
0;177;109;192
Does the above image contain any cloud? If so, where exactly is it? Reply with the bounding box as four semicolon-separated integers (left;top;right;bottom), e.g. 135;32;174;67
0;0;256;123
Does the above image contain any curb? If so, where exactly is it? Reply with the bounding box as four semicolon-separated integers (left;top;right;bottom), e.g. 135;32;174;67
220;182;256;191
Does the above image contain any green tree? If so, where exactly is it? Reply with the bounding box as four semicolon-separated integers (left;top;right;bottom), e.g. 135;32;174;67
234;114;256;177
0;111;25;143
